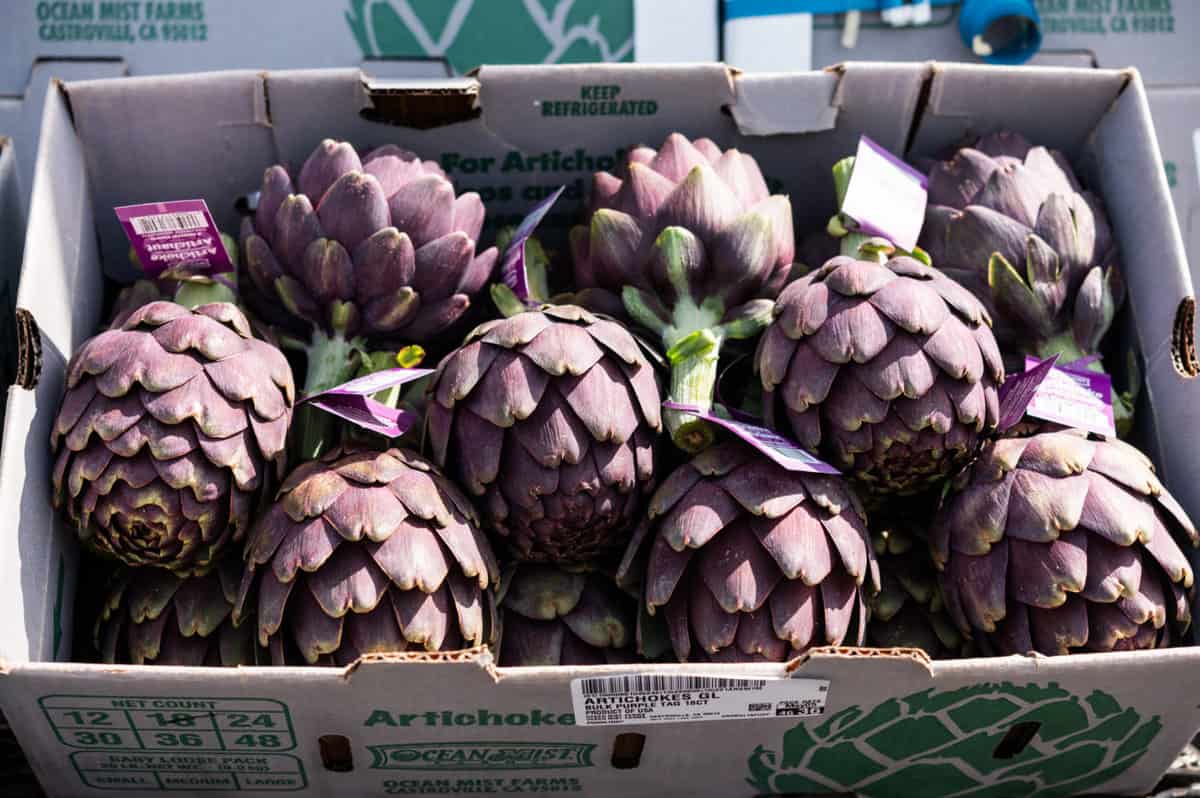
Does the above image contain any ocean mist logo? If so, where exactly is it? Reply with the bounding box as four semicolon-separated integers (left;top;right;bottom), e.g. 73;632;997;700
369;742;595;771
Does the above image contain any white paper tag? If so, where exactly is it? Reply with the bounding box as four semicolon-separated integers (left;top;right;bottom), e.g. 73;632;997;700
569;673;829;727
840;136;928;252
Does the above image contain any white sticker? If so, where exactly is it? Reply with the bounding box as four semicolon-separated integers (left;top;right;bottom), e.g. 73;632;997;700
569;673;829;727
840;136;928;252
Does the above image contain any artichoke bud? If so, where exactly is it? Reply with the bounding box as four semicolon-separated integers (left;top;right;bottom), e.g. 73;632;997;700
988;252;1055;338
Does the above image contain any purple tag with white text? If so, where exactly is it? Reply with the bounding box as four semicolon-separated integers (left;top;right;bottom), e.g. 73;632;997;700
664;402;842;475
1022;356;1116;437
115;200;233;278
500;186;564;302
997;354;1059;432
840;136;928;252
302;368;433;438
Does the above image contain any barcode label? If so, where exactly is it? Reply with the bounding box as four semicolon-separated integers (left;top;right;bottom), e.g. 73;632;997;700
580;675;767;696
130;211;209;235
569;673;829;727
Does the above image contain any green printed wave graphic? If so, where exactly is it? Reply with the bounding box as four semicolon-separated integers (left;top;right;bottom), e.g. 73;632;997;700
747;682;1160;797
345;0;634;74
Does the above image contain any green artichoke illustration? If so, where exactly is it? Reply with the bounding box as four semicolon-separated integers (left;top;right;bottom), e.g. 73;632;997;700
747;682;1160;797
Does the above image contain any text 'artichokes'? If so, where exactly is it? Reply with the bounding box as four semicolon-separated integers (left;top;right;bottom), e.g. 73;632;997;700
235;448;499;665
95;558;255;666
918;132;1129;424
618;442;878;662
52;302;294;575
758;255;1003;495
933;429;1198;655
427;305;661;563
571;133;794;453
498;565;637;666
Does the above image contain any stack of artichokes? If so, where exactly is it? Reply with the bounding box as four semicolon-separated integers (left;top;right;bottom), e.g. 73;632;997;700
52;131;1196;671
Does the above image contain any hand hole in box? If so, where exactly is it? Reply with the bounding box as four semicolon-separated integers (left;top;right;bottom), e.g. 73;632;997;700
611;732;645;769
319;734;354;772
992;721;1041;760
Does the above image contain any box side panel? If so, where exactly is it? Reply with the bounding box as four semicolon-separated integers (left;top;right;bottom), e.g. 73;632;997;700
3;650;1200;797
1149;88;1200;305
0;86;100;666
910;63;1127;157
1083;77;1197;507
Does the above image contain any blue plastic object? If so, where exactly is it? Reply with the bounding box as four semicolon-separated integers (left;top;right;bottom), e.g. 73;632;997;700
958;0;1042;64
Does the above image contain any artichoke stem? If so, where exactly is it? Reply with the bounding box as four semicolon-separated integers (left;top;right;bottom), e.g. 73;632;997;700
296;329;362;460
666;345;721;453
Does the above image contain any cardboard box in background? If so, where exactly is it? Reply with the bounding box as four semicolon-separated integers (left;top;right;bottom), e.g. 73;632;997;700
2;62;1200;797
0;0;717;213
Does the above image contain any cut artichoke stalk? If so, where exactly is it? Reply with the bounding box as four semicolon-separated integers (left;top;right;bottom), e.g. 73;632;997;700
624;228;775;453
826;156;933;267
568;134;796;454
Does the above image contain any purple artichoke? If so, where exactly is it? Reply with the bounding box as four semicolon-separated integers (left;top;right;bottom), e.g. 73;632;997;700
933;429;1198;655
757;254;1004;495
51;302;294;575
917;132;1131;427
95;559;256;666
426;305;662;563
617;442;879;663
498;565;637;666
570;133;795;452
867;515;966;658
241;139;497;457
235;448;499;665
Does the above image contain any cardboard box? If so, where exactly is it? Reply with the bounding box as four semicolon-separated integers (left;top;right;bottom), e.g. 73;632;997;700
0;138;26;434
2;62;1200;797
1152;86;1200;290
0;0;718;215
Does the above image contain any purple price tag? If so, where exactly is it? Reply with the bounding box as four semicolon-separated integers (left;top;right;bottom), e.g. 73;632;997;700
1022;356;1116;437
840;136;928;252
997;354;1059;431
500;186;564;302
115;200;234;278
664;401;842;475
301;368;433;438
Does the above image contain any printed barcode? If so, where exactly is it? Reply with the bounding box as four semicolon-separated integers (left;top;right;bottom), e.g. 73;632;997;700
579;675;767;696
130;211;208;235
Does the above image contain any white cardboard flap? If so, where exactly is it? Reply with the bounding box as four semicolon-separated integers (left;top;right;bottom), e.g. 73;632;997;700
911;63;1128;157
0;86;98;666
730;71;839;136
